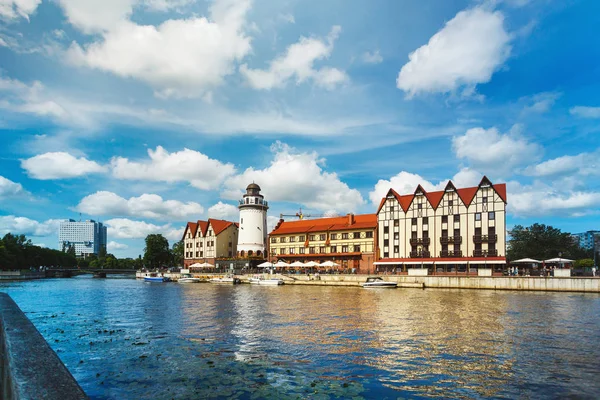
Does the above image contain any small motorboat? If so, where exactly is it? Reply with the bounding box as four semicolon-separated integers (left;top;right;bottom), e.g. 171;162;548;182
249;275;284;285
361;277;397;288
209;275;241;285
178;273;201;283
144;274;171;282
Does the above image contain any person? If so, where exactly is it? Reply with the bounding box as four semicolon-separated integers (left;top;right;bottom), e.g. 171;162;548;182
592;266;596;277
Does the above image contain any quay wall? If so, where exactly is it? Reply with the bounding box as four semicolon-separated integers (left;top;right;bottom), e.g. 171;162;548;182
0;293;87;399
0;271;45;281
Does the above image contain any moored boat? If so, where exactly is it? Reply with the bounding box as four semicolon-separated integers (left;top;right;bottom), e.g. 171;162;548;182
144;274;171;282
249;275;284;285
93;272;107;278
178;273;201;283
361;277;397;288
209;275;241;284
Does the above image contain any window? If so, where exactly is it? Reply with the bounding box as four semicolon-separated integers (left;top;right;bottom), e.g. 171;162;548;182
318;246;324;253
280;248;286;255
331;233;337;240
448;200;453;206
342;233;349;239
423;217;428;225
299;235;305;241
418;203;422;210
241;218;243;224
309;235;316;241
412;218;417;226
454;228;460;238
489;211;495;220
482;196;488;203
309;247;316;254
365;231;373;238
394;232;399;240
299;248;305;254
353;232;361;239
394;219;399;227
271;237;277;243
354;245;361;252
394;246;399;253
331;246;337;253
475;213;481;221
384;239;389;246
383;226;389;234
384;252;389;258
342;245;349;253
454;214;460;223
246;198;249;204
442;215;448;223
319;234;326;241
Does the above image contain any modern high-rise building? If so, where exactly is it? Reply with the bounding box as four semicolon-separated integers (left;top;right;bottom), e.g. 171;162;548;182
58;219;107;257
572;231;600;250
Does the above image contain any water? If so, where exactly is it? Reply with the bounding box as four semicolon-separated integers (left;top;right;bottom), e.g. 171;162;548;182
1;276;599;399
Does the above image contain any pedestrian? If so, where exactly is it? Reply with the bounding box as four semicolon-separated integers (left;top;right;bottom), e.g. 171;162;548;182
592;266;596;277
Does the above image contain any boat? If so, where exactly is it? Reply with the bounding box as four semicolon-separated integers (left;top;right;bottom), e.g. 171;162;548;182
249;275;284;285
178;273;201;283
360;277;398;288
209;275;241;285
144;273;171;282
93;272;107;278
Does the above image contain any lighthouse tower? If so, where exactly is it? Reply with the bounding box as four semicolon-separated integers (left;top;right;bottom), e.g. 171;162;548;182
237;183;269;258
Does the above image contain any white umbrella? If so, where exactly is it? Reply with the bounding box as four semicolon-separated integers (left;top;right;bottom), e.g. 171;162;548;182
289;261;305;267
188;263;203;269
304;261;320;267
320;260;340;268
512;258;542;264
198;262;215;268
257;261;274;268
273;260;290;268
544;257;574;263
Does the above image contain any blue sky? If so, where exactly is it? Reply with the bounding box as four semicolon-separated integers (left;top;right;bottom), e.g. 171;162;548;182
1;0;599;258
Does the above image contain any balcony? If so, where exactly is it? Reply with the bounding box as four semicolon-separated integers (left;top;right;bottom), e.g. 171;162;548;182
409;251;431;258
473;249;498;257
439;250;463;257
409;237;431;246
440;236;462;245
473;234;498;243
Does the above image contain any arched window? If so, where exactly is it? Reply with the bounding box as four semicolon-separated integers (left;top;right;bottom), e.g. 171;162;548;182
248;250;253;256
256;250;262;257
240;251;245;257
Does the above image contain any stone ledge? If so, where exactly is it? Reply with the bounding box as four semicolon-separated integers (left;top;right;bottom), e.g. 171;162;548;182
0;293;87;400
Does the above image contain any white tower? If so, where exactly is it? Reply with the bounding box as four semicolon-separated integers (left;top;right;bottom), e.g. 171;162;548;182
237;183;269;258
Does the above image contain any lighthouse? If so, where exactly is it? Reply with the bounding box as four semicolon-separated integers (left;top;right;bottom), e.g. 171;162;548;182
237;183;269;258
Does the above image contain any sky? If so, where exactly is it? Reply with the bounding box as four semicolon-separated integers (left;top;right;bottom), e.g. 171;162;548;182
0;0;599;258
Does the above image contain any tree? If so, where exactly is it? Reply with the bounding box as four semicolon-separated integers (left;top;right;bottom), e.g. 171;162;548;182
574;259;594;268
143;234;170;270
67;244;76;258
171;240;184;267
508;223;593;261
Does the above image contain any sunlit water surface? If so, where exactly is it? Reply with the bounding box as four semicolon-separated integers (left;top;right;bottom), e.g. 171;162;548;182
2;276;599;399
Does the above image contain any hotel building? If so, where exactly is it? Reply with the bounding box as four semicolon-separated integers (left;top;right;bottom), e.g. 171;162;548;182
268;213;377;273
58;219;107;257
374;176;507;273
182;218;239;267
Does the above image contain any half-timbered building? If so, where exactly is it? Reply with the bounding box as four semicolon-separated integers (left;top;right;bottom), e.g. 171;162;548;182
182;218;239;267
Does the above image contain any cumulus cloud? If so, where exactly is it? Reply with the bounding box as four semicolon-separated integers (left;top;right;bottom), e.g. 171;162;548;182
570;106;600;119
368;168;482;206
0;176;27;199
508;181;600;217
207;201;238;220
66;0;252;98
0;0;41;20
107;240;128;250
222;141;364;213
397;7;511;97
0;77;67;120
524;150;600;178
362;50;383;64
240;25;348;90
452;125;541;176
0;215;61;237
75;191;204;221
105;218;184;240
110;146;235;190
21;152;107;180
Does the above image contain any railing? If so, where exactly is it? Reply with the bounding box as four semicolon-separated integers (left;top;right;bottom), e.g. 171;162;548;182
473;234;498;243
409;237;431;246
409;251;431;258
439;250;463;257
440;236;462;244
473;249;498;257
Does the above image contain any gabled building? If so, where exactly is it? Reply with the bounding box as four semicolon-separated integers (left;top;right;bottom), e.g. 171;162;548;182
268;213;377;273
374;176;507;273
182;218;239;267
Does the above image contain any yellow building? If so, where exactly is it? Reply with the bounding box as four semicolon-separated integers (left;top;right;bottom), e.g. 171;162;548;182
268;213;377;273
182;218;239;267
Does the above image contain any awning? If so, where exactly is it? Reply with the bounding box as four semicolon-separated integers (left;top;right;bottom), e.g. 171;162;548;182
544;257;573;263
512;258;542;263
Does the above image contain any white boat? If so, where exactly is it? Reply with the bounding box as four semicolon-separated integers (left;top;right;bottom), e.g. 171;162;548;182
209;275;241;285
249;275;284;285
361;277;398;288
178;273;201;283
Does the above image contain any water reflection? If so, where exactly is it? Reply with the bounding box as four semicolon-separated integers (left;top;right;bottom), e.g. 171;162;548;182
1;278;599;399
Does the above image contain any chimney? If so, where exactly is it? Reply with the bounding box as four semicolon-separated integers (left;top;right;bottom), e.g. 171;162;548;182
347;213;354;225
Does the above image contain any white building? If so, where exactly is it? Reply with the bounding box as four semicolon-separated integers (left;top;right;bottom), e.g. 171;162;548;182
237;183;269;258
58;219;107;257
182;219;239;267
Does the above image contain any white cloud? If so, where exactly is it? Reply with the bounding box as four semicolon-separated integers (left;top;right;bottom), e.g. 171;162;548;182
508;181;600;217
110;146;236;190
452;125;541;176
397;7;511;97
21;152;107;180
0;215;61;237
570;106;600;119
67;0;252;98
207;201;238;220
75;191;204;221
0;77;68;120
0;175;27;199
240;25;348;90
522;92;561;113
277;13;295;24
524;150;600;178
362;50;383;64
107;240;128;250
105;218;184;241
57;0;135;33
223;141;364;213
368;168;482;206
0;0;41;20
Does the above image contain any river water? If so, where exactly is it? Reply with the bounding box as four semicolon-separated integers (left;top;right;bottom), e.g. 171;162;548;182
1;276;599;399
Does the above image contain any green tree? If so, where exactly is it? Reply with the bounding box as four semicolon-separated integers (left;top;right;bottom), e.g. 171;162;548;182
67;244;76;258
508;224;592;261
143;234;170;270
574;258;594;268
171;240;184;267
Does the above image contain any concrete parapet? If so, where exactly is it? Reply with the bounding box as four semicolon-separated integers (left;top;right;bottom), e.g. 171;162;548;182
408;268;429;276
0;293;87;400
477;269;493;277
553;269;571;277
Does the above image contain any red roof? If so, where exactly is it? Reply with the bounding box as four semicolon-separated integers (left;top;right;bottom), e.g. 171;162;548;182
208;218;236;235
197;220;209;236
376;256;506;263
270;214;377;235
182;222;198;241
183;218;237;239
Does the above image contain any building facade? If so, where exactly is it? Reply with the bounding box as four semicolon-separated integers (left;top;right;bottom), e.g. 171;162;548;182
237;183;269;258
58;219;107;257
572;231;600;250
374;177;507;273
182;218;239;267
268;213;377;273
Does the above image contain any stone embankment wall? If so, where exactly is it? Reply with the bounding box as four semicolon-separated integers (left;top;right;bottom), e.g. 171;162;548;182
0;293;88;399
